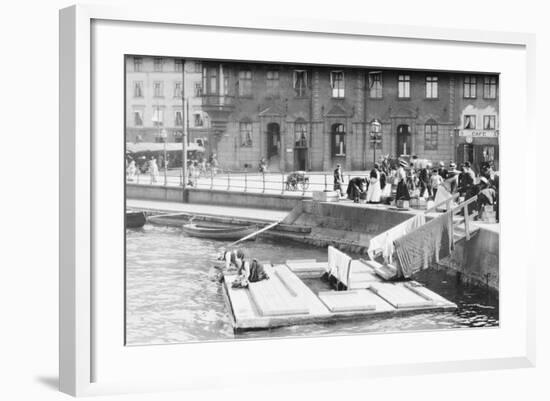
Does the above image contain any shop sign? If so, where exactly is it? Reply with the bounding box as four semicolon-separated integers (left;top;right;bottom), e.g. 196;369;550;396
460;130;499;138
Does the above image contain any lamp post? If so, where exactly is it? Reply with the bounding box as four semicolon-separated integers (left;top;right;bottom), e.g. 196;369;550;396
160;128;168;184
369;119;382;168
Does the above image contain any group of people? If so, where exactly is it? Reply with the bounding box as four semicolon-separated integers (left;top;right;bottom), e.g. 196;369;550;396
126;156;160;183
333;156;499;220
214;248;269;287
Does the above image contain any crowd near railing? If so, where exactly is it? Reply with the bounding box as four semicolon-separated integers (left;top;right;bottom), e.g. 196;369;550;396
126;168;360;196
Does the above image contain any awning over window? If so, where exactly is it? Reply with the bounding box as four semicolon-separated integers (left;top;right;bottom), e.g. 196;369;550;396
126;142;204;153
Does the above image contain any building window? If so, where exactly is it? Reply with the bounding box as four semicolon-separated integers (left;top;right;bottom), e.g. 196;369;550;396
133;110;143;127
266;70;280;96
153;57;163;72
194;61;202;73
223;75;229;96
293;70;308;97
238;70;252;96
175;59;183;72
133;57;142;72
369;72;383;98
240;121;253;147
425;76;438;98
174;110;183;126
398;74;410;98
294;120;308;148
331;123;346;156
153;81;164;97
174;82;182;98
484;76;497;99
484;115;496;130
330;71;345;98
194;113;203;127
133;81;143;98
464;76;477;98
208;68;218;94
152;108;164;127
424;120;438;150
194;82;202;97
464;115;476;129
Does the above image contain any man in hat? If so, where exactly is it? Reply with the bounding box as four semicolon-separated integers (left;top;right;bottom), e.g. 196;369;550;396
418;162;432;199
333;164;344;198
475;176;497;217
458;161;475;199
444;161;459;193
438;161;448;180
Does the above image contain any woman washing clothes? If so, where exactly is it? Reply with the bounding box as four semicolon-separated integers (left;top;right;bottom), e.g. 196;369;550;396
346;176;367;202
232;257;269;288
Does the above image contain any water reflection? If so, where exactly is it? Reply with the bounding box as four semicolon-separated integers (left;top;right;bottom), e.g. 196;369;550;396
126;224;498;345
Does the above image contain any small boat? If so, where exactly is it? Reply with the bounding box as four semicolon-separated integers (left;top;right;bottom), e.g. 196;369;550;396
182;223;258;240
126;210;147;228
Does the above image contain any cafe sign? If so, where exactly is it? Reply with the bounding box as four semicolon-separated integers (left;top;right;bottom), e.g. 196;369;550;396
459;129;499;138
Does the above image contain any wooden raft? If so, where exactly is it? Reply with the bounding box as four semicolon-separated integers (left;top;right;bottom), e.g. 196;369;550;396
223;259;457;331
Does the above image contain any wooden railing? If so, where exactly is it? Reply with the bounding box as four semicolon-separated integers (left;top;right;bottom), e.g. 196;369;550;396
425;193;460;214
424;193;479;242
451;195;478;241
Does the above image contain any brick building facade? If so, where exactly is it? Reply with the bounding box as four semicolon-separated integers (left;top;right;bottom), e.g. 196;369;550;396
125;57;499;172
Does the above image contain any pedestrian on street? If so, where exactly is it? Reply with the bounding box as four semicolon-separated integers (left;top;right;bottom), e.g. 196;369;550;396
333;164;344;198
126;159;137;181
430;168;443;199
438;161;448;180
258;157;268;174
418;162;432;199
395;159;410;201
346;176;367;203
366;163;382;203
148;156;159;183
444;161;459;193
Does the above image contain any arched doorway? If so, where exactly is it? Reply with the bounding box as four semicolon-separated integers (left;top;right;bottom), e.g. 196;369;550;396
267;122;280;159
396;124;411;156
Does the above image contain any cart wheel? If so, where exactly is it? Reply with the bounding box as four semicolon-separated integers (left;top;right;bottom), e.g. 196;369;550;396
299;180;309;191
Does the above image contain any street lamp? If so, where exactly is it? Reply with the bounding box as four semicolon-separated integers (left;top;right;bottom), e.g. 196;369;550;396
160;128;168;184
369;119;382;167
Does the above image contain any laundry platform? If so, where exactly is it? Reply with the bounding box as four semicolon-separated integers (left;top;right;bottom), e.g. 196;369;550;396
222;247;457;332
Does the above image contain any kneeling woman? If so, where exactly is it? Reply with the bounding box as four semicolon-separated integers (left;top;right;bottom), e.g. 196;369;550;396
232;257;269;288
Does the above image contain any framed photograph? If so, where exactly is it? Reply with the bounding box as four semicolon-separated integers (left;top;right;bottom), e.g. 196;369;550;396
59;4;536;397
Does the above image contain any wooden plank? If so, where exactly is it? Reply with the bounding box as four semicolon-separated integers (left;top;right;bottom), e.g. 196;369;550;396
273;265;332;316
318;290;376;313
248;269;309;316
369;283;434;309
285;258;317;265
224;274;257;321
286;261;329;274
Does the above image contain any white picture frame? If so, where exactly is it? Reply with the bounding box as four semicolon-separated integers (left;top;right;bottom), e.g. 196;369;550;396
59;4;536;397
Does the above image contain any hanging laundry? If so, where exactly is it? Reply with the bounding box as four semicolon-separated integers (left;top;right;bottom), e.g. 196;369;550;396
393;211;454;278
367;214;426;264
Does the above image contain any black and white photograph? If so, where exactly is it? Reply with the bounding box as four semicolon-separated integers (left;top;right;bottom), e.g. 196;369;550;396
124;56;500;345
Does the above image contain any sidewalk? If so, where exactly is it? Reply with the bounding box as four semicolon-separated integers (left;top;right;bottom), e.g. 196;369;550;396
126;199;289;222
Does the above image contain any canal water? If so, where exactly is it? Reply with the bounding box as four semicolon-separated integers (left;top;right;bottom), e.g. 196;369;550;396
126;224;499;345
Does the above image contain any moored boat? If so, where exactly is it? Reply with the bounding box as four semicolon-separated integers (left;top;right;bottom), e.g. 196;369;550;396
126;211;147;228
182;223;258;240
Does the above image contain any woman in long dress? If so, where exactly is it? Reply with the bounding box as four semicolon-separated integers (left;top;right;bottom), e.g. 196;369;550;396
149;157;159;183
126;159;137;181
395;159;410;201
366;163;382;203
